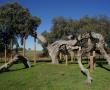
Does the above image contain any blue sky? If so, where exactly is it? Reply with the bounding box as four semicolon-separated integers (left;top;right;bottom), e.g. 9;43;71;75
0;0;110;50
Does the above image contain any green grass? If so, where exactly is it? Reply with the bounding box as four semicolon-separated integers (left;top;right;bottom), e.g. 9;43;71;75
0;62;110;90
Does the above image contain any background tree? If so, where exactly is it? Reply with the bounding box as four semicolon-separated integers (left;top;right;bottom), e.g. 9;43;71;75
42;16;110;55
29;16;41;63
0;2;41;59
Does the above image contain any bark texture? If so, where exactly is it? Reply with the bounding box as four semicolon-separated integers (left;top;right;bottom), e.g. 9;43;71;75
0;54;31;72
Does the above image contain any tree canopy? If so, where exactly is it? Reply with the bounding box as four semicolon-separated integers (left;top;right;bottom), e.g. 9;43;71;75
0;2;41;53
42;16;110;46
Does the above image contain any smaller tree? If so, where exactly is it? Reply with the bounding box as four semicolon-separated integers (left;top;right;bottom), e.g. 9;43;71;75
0;2;41;58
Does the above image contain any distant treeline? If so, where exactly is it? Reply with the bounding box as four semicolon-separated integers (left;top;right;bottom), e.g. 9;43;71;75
42;16;110;47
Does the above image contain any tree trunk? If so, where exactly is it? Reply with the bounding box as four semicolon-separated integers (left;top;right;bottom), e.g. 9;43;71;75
70;51;74;62
65;55;68;65
77;50;92;84
34;37;36;64
59;53;62;60
89;55;94;72
5;45;7;63
0;54;31;72
10;39;13;60
97;43;110;65
87;38;94;71
93;51;96;69
23;36;26;56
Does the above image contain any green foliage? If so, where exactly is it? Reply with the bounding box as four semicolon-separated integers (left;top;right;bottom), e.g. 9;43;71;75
48;16;79;43
0;2;41;52
42;16;110;44
79;16;110;35
0;63;110;90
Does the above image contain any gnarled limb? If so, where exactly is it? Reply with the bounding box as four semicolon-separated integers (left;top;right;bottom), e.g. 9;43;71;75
0;54;31;72
91;32;110;65
97;43;110;65
77;49;92;84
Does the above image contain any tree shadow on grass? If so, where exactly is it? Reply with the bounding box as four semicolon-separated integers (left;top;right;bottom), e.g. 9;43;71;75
8;64;36;72
0;64;35;73
36;59;51;63
8;67;26;72
97;63;110;72
1;67;31;73
0;68;25;73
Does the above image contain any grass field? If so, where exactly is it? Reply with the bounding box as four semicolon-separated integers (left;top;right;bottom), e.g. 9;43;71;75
0;62;110;90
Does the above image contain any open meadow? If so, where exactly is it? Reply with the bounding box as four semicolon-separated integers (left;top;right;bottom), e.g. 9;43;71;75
0;61;110;90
